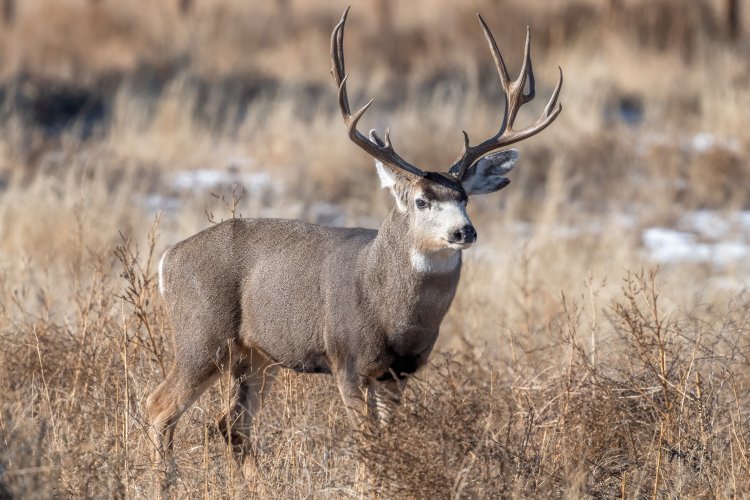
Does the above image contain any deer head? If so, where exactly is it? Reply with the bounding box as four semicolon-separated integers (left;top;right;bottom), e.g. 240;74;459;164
330;7;562;256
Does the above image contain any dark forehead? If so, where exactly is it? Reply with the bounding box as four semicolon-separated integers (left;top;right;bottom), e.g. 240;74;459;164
417;172;467;201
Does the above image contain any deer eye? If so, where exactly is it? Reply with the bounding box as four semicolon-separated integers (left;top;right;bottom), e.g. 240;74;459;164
415;198;428;210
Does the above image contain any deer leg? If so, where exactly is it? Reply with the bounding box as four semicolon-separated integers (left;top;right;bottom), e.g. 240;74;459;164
335;368;369;430
217;347;278;479
368;376;407;428
146;363;219;492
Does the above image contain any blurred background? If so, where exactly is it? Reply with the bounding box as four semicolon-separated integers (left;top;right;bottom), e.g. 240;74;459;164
1;0;749;497
0;0;748;295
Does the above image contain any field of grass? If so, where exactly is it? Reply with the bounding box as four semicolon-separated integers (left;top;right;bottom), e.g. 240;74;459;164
1;0;749;497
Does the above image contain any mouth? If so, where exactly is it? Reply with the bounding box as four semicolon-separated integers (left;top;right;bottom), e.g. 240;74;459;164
443;240;473;250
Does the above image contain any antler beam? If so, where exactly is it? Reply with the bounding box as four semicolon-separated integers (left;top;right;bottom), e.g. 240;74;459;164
448;16;563;180
330;7;426;178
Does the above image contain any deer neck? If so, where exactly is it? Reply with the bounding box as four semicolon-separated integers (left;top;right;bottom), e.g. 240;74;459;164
361;208;462;329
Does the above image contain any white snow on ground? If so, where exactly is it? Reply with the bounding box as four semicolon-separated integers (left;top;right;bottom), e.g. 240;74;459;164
141;193;181;214
683;211;730;240
171;169;274;194
643;228;701;263
643;211;750;266
688;132;741;154
139;166;353;227
637;131;741;157
139;165;282;214
642;228;749;265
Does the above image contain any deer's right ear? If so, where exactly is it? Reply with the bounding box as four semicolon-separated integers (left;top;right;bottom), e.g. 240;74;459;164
461;149;519;195
370;130;409;212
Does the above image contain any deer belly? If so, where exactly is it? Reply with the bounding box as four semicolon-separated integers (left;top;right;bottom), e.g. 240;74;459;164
285;353;331;374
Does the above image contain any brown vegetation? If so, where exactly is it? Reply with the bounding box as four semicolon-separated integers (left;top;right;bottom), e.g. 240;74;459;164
1;0;749;497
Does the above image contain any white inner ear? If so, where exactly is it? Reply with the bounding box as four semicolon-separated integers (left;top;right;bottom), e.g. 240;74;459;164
461;149;519;195
375;160;407;212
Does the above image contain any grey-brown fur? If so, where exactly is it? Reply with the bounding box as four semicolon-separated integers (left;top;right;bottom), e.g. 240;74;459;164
160;209;460;383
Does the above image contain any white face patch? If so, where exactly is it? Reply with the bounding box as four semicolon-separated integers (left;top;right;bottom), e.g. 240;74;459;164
412;198;473;250
410;248;461;274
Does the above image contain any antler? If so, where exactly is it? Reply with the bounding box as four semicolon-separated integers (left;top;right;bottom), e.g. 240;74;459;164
330;7;426;178
448;16;563;180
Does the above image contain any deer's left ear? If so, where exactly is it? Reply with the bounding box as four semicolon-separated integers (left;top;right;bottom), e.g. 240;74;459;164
461;149;519;195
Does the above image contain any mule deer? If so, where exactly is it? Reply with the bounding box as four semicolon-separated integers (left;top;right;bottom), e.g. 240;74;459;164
146;7;562;477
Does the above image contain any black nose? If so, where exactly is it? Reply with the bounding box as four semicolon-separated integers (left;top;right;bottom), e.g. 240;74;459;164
450;224;477;244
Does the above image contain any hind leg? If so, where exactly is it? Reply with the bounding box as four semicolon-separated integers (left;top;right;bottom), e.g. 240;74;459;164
217;347;279;478
145;335;235;488
146;361;220;493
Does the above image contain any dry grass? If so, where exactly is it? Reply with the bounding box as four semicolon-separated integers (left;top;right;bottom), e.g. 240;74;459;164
1;0;750;498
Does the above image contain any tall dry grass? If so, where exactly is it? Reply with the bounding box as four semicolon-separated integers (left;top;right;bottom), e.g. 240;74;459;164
1;0;749;498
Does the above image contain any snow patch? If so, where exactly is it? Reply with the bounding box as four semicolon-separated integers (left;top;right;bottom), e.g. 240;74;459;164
141;193;181;214
688;132;740;154
138;165;282;215
683;211;730;240
171;169;274;194
643;228;706;263
643;210;750;266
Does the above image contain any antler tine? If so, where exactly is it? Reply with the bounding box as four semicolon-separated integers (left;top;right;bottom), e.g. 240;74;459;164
448;18;563;180
331;7;350;116
545;67;563;116
478;14;511;94
330;7;426;179
520;27;535;103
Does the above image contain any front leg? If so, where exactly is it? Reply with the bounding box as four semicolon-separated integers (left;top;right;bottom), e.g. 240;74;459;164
367;376;407;427
334;368;369;429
